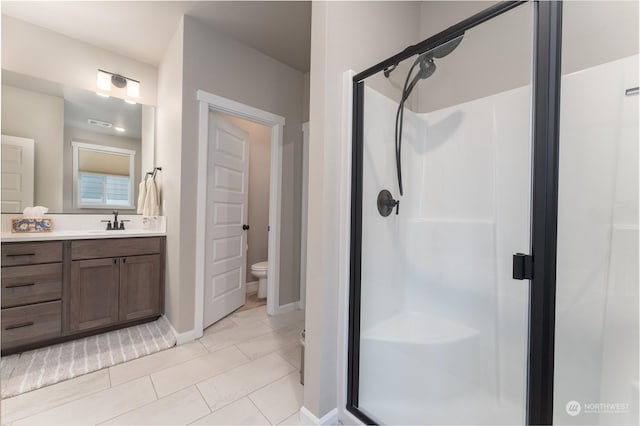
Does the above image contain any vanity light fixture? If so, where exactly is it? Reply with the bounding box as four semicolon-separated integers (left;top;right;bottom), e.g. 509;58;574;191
96;69;140;98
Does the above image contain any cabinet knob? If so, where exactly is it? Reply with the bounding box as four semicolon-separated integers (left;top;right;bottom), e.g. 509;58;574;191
114;259;117;264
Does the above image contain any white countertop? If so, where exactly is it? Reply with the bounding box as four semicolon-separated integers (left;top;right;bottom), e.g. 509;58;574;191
1;229;165;242
1;214;166;242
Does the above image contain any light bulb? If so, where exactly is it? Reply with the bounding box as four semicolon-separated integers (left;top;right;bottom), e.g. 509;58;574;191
97;70;111;91
127;80;140;98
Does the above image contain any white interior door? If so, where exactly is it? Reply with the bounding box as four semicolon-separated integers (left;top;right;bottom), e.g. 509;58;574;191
1;135;35;213
203;113;250;328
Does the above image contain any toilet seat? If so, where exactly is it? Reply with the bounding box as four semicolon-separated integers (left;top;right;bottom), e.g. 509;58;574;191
251;261;268;271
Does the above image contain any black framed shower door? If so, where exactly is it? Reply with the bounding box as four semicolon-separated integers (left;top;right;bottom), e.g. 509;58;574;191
347;1;562;425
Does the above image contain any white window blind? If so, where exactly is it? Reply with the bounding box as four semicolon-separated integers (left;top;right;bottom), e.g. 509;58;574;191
78;172;132;207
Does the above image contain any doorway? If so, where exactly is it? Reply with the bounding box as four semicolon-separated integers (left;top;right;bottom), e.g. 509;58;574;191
218;112;272;314
195;90;286;331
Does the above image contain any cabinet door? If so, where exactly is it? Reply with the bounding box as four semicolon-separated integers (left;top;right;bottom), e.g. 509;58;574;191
119;254;161;321
70;258;119;331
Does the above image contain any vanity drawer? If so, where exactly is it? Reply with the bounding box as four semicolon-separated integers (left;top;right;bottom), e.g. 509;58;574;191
1;242;63;266
1;301;62;349
71;237;162;260
1;264;62;308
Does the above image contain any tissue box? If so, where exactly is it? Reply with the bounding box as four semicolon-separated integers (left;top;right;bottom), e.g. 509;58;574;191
11;218;53;233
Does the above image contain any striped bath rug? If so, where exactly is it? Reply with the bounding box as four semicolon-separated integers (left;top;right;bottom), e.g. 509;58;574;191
0;316;176;398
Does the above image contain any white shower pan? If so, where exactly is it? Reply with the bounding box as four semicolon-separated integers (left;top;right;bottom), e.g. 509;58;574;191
362;311;478;345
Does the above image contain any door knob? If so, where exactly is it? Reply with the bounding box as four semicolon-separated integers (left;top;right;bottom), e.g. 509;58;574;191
243;224;250;230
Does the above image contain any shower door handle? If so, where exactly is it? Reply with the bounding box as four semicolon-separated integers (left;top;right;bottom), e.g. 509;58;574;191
513;253;533;280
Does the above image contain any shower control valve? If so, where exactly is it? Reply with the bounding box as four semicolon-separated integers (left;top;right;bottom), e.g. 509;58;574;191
377;189;400;217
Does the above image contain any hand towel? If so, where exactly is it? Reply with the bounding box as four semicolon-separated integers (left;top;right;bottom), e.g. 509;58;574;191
143;178;160;216
137;180;147;214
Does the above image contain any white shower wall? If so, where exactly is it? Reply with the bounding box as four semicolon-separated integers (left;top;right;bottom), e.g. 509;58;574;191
357;55;638;425
554;54;639;426
358;81;532;424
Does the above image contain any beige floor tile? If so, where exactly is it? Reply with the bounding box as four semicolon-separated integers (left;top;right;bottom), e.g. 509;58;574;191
277;344;302;370
236;326;301;360
249;373;303;424
102;386;210;425
199;321;273;353
13;376;156;426
1;369;111;424
197;353;296;412
278;411;313;425
109;341;208;386
151;346;249;398
229;306;270;325
260;309;305;331
203;316;239;336
295;320;305;330
191;397;269;425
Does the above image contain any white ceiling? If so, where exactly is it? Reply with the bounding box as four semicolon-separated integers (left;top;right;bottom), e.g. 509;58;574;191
1;1;311;72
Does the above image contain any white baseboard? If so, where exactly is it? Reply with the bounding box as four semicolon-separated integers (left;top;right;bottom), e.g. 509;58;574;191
246;280;258;293
163;315;201;345
300;407;338;425
275;301;300;315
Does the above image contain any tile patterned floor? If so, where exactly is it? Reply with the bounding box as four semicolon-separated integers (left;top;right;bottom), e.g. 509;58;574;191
0;306;306;426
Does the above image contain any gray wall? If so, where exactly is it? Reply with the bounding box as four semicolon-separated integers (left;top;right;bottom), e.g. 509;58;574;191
155;17;185;332
1;16;157;106
416;1;639;112
222;114;271;277
62;125;141;214
1;84;64;211
306;1;421;418
156;15;305;333
303;72;310;123
416;1;533;112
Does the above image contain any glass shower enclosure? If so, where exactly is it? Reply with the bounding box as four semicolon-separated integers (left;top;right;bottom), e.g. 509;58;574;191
347;1;638;425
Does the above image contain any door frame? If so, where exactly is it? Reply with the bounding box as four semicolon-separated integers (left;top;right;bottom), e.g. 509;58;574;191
346;1;563;425
299;122;309;310
195;90;286;331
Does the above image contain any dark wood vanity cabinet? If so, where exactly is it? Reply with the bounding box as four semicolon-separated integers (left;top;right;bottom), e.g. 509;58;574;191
119;254;162;322
1;242;64;350
1;237;165;354
70;258;120;332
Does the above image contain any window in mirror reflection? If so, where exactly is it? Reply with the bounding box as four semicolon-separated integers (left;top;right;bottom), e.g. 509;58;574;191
72;142;135;209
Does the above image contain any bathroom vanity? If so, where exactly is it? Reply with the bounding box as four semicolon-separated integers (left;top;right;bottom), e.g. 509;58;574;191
1;235;165;355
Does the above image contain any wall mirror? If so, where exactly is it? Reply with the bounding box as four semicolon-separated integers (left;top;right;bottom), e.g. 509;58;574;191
1;69;155;214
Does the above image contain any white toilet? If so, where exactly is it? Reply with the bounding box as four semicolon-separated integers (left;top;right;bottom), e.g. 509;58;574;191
250;261;268;299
